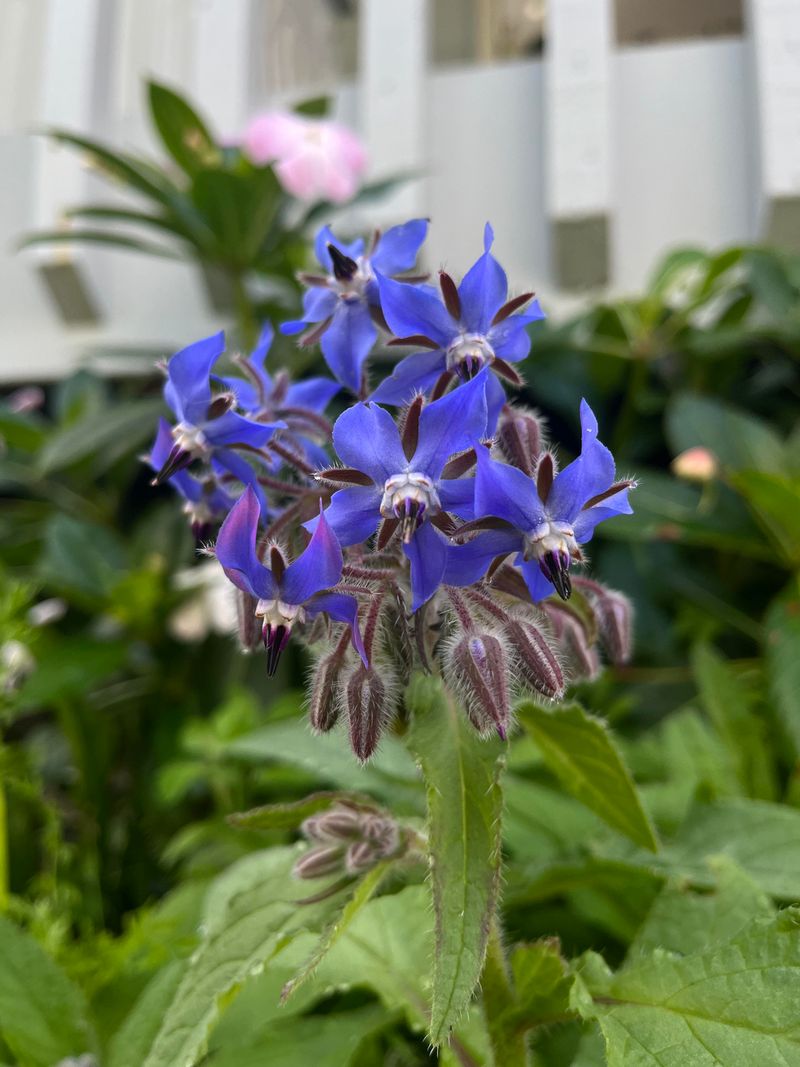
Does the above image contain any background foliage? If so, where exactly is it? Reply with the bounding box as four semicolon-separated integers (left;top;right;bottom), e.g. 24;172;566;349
4;82;800;1067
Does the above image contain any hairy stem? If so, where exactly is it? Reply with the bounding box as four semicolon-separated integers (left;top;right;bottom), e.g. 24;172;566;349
482;919;529;1067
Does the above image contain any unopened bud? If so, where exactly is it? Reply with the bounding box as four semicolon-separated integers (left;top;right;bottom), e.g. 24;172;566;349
445;631;510;739
308;638;348;733
344;840;378;874
593;588;633;665
497;407;544;476
504;617;564;700
236;589;261;652
302;807;363;843
542;604;600;682
362;814;400;855
672;446;718;483
345;664;393;762
293;844;344;880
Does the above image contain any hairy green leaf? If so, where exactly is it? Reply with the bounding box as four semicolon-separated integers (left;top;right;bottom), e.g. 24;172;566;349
406;673;505;1046
228;791;374;831
0;915;96;1067
517;702;658;852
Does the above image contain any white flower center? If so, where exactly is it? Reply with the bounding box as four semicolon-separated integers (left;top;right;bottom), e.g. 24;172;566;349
380;471;441;542
523;520;578;564
172;421;210;457
334;256;374;301
255;599;306;628
445;333;495;378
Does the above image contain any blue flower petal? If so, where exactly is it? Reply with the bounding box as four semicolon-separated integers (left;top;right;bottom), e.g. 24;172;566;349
370;218;429;275
312;485;381;547
412;372;488;480
438;477;477;520
281;504;343;605
215;486;275;599
165;331;225;424
485;373;507;433
547;400;616;522
307;591;369;666
473;443;542;532
321;301;378;392
573;491;634;544
376;273;455;348
404;521;449;611
214;448;270;518
332;402;407;484
520;558;556;602
369;349;446;406
285;376;340;412
203;410;283;450
443;528;523;587
457;234;507;334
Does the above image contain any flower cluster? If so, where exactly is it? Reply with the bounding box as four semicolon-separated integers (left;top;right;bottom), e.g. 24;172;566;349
148;220;635;759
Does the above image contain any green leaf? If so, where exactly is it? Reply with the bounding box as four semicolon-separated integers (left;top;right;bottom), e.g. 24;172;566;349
300;173;416;230
647;247;708;298
228;791;374;831
732;470;800;565
224;716;422;813
406;673;505;1046
517;702;658;852
745;247;799;319
18;228;182;259
39;515;127;602
143;846;348;1067
583;907;800;1066
0;915;96;1067
765;584;800;757
667;393;786;474
504;940;574;1031
109;961;187;1067
148;81;218;174
65;204;198;242
629;858;773;959
191;168;282;263
282;858;395;1003
37;397;165;474
691;643;776;800
293;95;331;117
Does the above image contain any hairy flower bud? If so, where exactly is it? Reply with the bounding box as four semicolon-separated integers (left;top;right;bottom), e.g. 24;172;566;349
302;806;363;843
293;844;345;880
344;840;378;874
444;630;510;739
593;589;633;665
542;603;600;682
504;617;564;700
308;635;349;733
236;588;262;652
497;407;544;476
345;663;395;762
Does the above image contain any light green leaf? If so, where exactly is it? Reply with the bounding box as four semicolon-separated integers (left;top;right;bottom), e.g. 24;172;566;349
667;393;786;474
0;915;96;1067
732;470;800;564
765;584;800;755
584;908;800;1066
406;673;505;1046
143;846;347;1067
109;961;187;1067
228;791;373;832
224;717;422;812
37;397;164;474
692;643;776;800
517;702;658;852
148;81;219;174
18;228;182;259
629;858;774;959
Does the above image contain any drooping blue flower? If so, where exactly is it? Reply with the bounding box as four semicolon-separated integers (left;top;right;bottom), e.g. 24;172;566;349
312;372;489;611
154;332;285;484
221;322;339;471
444;400;635;602
371;223;545;425
215;485;367;674
280;219;429;394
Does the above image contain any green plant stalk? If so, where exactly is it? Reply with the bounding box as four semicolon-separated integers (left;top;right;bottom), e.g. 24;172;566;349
0;771;8;912
481;919;529;1067
232;270;259;352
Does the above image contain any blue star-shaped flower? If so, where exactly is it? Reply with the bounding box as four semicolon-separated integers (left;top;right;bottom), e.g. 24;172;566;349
314;372;489;611
444;400;635;602
371;223;545;425
280;219;429;394
220;322;339;472
215;485;367;674
154;332;285;484
148;418;235;535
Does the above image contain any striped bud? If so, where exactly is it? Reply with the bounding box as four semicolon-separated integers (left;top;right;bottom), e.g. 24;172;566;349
308;637;349;733
504;617;564;700
445;631;510;739
345;840;378;874
345;664;393;762
542;604;600;682
592;588;633;665
302;807;363;843
292;844;344;880
497;407;544;476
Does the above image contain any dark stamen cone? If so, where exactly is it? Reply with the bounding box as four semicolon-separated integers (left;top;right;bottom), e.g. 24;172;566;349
540;550;572;600
504;617;564;700
497;408;544;476
152;443;192;485
445;631;510;739
264;623;290;676
327;243;358;281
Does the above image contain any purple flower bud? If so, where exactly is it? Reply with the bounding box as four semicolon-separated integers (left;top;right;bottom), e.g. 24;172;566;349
302;807;363;843
444;630;510;739
344;840;378;874
293;844;344;880
344;663;394;762
497;407;544;476
361;814;400;856
542;603;600;682
504;617;564;701
575;580;633;665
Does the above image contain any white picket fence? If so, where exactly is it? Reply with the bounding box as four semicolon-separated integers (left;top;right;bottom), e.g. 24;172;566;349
0;0;786;381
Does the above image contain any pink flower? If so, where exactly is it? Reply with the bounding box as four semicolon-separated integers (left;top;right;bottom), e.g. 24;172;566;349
243;112;367;204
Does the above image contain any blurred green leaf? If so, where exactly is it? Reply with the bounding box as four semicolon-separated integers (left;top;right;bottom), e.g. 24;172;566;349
12;635;128;711
148;81;218;175
229;791;373;831
38;397;164;474
39;514;127;601
732;470;800;564
191;168;282;263
667;393;786;473
0;915;97;1067
18;228;182;259
744;248;799;319
109;961;187;1067
764;584;800;757
518;702;658;852
502;940;574;1032
406;673;505;1046
293;95;331;117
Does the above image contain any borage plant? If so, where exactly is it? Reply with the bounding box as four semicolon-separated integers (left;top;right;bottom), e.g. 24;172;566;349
145;218;642;1065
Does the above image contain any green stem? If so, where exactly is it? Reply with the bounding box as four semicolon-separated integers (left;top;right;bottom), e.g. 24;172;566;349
482;919;529;1067
0;767;8;912
232;270;258;351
